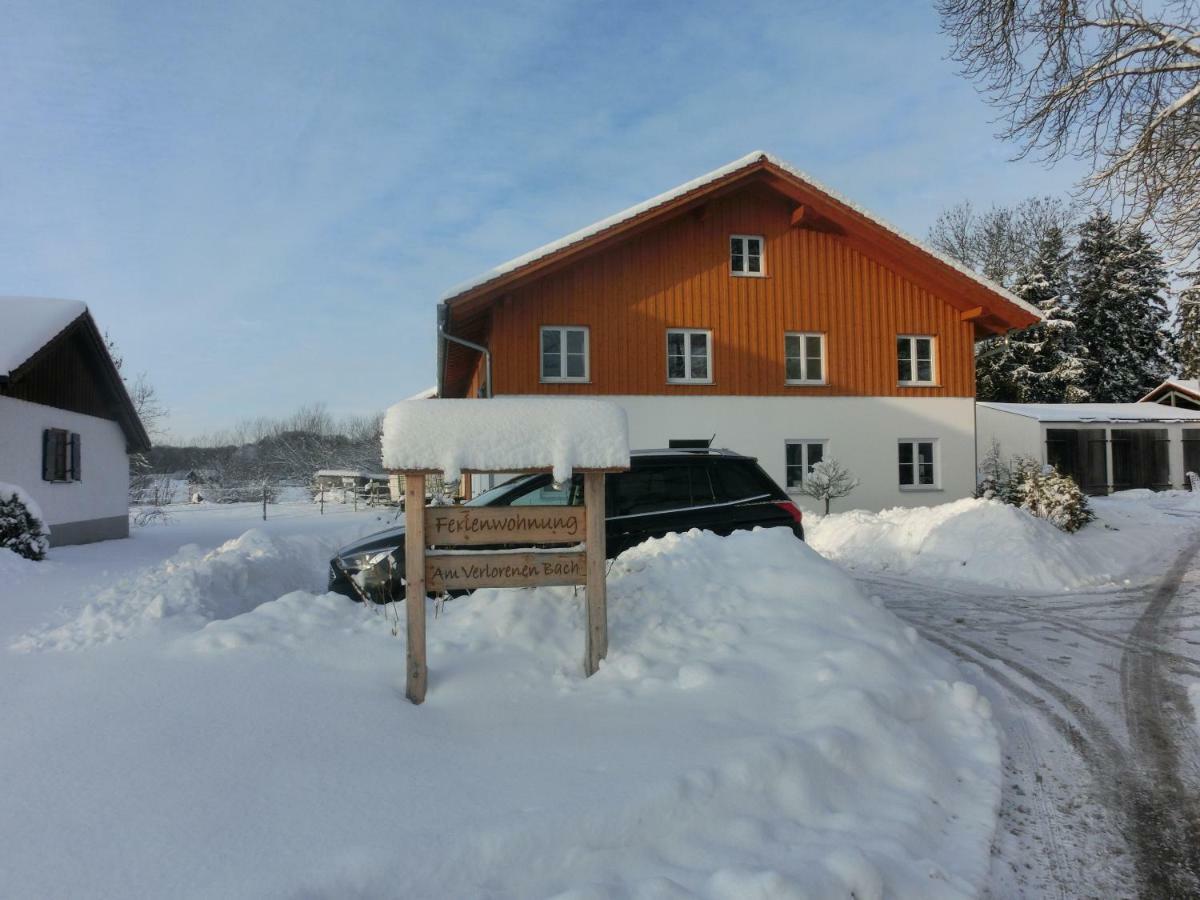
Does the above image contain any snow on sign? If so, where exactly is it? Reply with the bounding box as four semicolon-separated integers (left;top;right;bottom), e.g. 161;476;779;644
382;397;630;705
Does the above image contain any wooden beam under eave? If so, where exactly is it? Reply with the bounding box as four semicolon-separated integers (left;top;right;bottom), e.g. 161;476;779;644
960;306;986;322
789;202;844;235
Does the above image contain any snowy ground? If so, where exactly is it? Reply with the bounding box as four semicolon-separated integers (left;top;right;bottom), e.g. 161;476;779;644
1;501;999;899
814;492;1200;897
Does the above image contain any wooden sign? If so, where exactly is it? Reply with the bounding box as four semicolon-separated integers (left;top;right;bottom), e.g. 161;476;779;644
426;550;586;590
400;470;613;705
424;506;585;546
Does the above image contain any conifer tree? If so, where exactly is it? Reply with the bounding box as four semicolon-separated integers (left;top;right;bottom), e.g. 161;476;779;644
1072;213;1173;402
1008;227;1092;402
1176;273;1200;380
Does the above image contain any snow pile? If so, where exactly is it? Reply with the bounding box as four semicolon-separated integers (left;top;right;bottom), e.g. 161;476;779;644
0;546;39;577
12;529;335;651
176;527;1000;898
809;492;1200;593
381;397;630;483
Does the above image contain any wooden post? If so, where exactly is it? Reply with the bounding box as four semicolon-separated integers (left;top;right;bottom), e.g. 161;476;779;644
405;473;428;704
583;471;608;676
262;482;267;521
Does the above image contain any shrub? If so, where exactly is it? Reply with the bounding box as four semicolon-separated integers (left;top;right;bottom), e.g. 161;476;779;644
1008;456;1095;533
794;458;860;514
0;484;49;561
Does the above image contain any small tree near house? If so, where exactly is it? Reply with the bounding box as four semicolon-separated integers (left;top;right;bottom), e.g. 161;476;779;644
0;484;49;561
795;459;859;514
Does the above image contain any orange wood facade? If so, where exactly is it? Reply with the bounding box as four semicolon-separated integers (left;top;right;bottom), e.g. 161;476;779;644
461;182;978;399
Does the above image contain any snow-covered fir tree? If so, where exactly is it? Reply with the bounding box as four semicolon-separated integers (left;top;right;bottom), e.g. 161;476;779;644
1008;227;1092;402
1071;213;1174;402
1176;272;1200;379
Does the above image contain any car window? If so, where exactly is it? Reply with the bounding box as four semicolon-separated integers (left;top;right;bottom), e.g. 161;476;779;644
610;465;692;516
508;479;582;506
710;461;774;502
689;463;718;505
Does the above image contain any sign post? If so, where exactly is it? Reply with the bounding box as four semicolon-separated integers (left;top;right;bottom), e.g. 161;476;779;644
398;467;614;705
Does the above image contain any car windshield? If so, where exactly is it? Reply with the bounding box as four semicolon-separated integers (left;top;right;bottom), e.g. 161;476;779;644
463;474;542;507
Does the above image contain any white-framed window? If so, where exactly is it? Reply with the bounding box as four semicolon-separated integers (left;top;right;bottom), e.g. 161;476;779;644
666;329;712;384
898;438;939;489
897;335;936;385
540;326;589;382
730;234;764;276
785;440;827;490
785;332;825;384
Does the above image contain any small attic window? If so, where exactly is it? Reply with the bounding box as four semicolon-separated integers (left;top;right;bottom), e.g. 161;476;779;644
730;235;763;276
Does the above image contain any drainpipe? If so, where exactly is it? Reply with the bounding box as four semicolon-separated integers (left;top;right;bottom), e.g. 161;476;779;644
437;302;495;494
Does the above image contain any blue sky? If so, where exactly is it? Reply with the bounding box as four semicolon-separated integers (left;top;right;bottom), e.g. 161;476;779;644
0;0;1082;440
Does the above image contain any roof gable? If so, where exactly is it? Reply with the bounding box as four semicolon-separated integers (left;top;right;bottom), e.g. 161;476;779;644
1140;378;1200;404
440;152;1042;335
0;298;151;452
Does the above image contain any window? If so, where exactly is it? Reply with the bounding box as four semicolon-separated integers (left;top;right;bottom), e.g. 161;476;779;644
897;335;936;385
608;464;695;516
666;329;712;383
730;235;764;276
709;460;776;502
785;440;826;490
785;333;825;384
507;477;582;506
898;439;938;489
42;428;81;483
540;326;589;382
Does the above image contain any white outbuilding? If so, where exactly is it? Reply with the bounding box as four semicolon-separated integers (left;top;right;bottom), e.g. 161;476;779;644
977;401;1200;495
0;297;150;545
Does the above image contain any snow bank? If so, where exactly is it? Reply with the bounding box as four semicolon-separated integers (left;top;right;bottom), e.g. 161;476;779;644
0;546;39;577
11;529;335;651
381;397;630;483
175;527;1000;897
809;492;1200;594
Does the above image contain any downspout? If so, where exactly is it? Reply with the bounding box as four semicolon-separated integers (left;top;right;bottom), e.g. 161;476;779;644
436;302;492;399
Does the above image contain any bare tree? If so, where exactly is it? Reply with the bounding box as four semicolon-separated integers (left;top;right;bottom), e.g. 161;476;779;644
938;0;1200;262
794;459;860;515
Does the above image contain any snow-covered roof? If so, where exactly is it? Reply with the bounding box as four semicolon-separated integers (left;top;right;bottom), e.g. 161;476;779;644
1140;378;1200;402
381;397;630;483
442;151;1041;321
406;385;437;400
979;401;1200;423
0;297;88;376
315;469;389;479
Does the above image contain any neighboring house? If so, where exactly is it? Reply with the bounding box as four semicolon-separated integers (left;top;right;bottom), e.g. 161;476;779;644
1141;378;1200;410
434;151;1039;511
0;297;150;545
977;402;1200;494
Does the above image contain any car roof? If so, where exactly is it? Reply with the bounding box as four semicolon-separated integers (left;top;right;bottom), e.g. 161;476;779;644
630;448;755;462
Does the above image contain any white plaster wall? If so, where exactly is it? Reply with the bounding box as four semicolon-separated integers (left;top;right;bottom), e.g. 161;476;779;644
487;395;977;513
975;406;1044;467
0;396;129;526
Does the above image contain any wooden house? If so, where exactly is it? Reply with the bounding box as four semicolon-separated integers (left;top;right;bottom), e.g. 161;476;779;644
434;152;1038;511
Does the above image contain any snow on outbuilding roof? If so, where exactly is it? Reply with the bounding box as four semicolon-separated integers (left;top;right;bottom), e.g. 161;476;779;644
441;151;1041;321
382;397;630;483
0;297;88;376
979;401;1200;423
1140;378;1200;402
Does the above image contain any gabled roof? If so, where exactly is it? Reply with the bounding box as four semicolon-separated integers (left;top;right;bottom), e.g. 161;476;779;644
1140;378;1200;404
979;401;1200;423
0;296;151;452
441;151;1042;325
0;297;87;375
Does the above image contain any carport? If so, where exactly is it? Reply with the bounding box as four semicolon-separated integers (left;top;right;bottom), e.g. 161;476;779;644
977;402;1200;494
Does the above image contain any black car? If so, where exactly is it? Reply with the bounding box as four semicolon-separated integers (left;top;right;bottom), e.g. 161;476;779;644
328;448;804;603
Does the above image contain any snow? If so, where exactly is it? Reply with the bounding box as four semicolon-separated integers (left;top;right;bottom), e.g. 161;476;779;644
979;400;1200;422
0;296;87;374
0;503;1001;898
1142;378;1200;402
381;397;630;483
442;151;1041;322
808;491;1200;594
314;469;388;479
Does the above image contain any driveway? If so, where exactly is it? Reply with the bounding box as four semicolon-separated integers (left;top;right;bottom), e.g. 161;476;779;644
860;534;1200;899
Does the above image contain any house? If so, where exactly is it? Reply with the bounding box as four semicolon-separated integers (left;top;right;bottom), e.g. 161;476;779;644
977;402;1200;494
1141;378;1200;410
434;152;1039;511
0;297;150;545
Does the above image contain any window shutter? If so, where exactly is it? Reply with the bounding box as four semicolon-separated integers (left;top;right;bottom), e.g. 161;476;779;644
42;429;55;481
70;433;81;481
